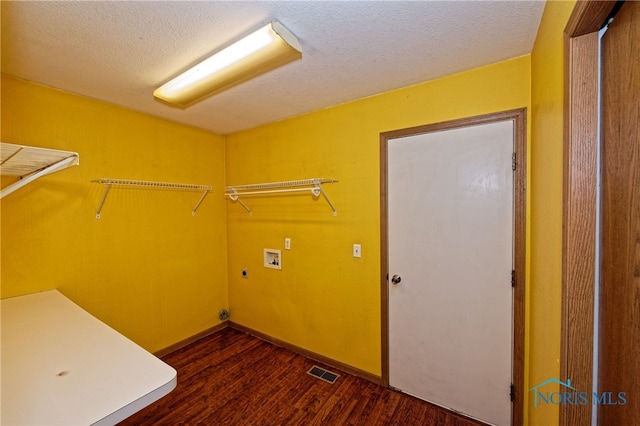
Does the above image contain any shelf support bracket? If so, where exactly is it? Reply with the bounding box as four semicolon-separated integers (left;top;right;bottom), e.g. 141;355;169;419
227;189;253;215
314;182;337;216
191;190;209;216
95;182;112;219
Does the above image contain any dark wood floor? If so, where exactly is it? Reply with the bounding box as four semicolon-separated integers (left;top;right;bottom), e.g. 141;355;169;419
119;327;485;425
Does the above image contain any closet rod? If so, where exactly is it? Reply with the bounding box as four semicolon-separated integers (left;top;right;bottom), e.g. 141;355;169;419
226;178;337;191
228;187;320;197
225;178;338;216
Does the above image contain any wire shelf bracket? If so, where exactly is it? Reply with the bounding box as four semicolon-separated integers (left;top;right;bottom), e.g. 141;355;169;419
225;178;339;216
1;142;79;199
91;178;212;219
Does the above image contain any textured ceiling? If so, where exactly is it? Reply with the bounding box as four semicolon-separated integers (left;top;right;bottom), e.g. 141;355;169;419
1;1;544;135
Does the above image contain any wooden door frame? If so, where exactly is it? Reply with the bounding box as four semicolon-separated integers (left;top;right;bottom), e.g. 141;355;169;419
380;108;527;426
560;2;618;425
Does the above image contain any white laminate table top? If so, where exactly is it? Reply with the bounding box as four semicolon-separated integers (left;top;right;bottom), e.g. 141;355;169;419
1;290;177;425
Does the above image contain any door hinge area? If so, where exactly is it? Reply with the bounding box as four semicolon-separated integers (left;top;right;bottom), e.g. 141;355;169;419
510;383;516;402
512;152;517;171
511;270;516;287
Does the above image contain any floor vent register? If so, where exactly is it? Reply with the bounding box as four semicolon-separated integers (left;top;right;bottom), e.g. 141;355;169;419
307;366;340;384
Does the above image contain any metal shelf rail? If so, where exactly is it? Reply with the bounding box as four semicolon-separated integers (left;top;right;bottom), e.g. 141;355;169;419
91;178;211;219
225;178;339;216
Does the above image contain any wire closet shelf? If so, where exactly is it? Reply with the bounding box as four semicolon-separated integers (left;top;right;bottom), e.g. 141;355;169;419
0;142;79;199
225;178;339;216
91;178;212;219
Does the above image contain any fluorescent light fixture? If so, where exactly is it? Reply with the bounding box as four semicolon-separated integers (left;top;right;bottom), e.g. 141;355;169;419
154;21;302;107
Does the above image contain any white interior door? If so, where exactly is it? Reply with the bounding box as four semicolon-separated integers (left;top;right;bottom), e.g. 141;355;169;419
388;120;514;425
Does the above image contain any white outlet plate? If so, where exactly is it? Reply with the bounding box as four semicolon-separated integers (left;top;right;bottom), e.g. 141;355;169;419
285;238;291;250
353;244;361;258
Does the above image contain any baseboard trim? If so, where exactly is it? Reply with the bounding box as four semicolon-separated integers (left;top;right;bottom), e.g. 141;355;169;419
228;321;383;386
154;322;229;358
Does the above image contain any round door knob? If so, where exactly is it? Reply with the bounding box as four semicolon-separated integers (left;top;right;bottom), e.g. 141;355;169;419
391;274;402;285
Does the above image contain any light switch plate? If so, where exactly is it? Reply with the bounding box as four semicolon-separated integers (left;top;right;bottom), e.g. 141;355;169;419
353;244;361;258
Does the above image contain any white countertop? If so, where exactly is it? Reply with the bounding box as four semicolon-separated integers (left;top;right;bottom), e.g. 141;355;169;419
1;290;177;425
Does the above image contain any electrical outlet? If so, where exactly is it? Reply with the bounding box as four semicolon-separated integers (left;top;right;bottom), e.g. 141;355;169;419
353;244;361;258
285;238;291;250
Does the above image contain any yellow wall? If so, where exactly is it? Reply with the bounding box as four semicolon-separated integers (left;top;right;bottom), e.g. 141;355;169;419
528;1;576;424
1;2;578;420
226;55;531;377
0;75;228;352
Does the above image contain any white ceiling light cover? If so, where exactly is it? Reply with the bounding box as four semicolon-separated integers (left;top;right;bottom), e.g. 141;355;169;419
154;21;302;107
